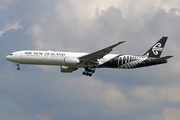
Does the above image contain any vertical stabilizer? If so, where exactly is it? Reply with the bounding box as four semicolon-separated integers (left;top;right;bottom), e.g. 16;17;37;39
143;37;168;58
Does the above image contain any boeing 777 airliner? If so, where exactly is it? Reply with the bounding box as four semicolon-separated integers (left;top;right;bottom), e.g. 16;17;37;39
6;37;173;76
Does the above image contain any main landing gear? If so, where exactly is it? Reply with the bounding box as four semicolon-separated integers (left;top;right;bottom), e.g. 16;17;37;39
16;63;20;70
82;67;95;77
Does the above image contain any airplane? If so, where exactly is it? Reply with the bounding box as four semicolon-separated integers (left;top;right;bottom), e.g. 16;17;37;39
6;37;173;77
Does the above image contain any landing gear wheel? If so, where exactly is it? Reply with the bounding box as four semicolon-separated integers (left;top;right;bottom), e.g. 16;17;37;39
86;73;89;76
83;67;96;77
89;73;92;77
83;72;86;75
17;67;20;70
91;70;95;73
15;63;20;70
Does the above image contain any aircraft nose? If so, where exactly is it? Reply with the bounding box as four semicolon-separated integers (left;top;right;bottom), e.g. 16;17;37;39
6;55;10;60
6;54;14;61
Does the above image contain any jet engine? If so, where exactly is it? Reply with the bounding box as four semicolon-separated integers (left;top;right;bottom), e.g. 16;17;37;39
60;66;77;73
64;57;80;66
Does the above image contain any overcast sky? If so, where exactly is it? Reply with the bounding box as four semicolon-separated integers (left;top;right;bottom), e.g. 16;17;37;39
0;0;180;120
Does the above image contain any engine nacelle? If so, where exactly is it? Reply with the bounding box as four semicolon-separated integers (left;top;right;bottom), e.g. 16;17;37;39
60;66;77;73
64;57;80;66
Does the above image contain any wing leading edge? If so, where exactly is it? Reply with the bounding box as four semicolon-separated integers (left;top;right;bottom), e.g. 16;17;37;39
79;41;125;64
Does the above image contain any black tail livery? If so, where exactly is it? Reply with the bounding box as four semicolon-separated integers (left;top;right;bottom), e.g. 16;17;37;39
144;37;167;58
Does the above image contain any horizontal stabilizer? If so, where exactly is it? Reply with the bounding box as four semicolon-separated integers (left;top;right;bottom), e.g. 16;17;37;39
151;56;173;62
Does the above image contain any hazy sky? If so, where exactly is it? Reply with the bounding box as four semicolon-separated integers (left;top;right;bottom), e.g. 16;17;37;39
0;0;180;120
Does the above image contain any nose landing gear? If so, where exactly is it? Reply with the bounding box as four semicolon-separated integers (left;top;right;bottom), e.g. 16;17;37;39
82;67;95;77
16;63;20;70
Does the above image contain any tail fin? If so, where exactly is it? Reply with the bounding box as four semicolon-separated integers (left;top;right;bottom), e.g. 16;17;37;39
143;37;168;58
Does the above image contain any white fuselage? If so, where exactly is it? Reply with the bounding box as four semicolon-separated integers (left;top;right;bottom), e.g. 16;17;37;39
6;50;118;68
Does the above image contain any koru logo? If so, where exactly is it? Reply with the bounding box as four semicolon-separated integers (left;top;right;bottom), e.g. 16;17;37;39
152;43;163;55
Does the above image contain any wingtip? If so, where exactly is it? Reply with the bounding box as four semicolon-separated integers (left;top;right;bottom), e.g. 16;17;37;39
119;41;125;44
165;55;173;59
163;36;168;39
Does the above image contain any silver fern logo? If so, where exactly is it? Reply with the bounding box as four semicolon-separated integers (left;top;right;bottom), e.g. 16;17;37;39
152;43;163;55
118;56;147;69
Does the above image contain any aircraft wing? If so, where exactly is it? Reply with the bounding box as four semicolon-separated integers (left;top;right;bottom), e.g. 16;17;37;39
79;41;125;63
151;56;173;62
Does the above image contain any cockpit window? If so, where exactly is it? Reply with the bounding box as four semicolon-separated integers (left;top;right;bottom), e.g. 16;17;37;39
9;54;13;55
